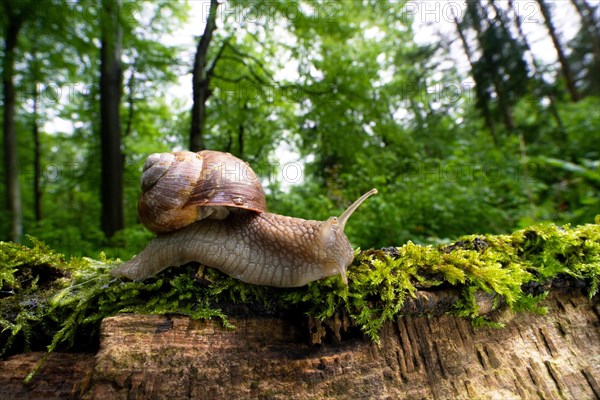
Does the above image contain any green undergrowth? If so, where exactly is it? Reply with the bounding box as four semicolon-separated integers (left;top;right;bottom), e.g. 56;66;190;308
1;219;599;360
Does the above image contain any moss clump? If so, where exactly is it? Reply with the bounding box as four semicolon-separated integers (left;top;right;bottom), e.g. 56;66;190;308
1;220;599;357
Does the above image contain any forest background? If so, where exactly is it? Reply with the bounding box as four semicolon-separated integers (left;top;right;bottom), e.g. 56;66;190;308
1;0;599;261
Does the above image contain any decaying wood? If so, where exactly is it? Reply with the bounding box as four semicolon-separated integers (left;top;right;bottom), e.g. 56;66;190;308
1;289;599;399
0;353;94;399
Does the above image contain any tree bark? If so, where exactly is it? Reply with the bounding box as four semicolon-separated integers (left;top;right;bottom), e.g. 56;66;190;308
2;8;24;243
537;0;581;102
189;0;220;151
100;0;124;238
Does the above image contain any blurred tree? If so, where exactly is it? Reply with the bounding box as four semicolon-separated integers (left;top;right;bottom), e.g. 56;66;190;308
568;0;600;97
190;0;220;151
537;0;581;102
30;53;41;222
507;0;566;140
452;10;498;145
465;1;517;133
1;0;37;243
100;0;124;238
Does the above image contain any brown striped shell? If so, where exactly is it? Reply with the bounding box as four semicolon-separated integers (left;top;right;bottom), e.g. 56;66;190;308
138;150;267;234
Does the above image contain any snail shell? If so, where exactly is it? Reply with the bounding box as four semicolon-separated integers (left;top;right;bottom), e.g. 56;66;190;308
138;150;267;233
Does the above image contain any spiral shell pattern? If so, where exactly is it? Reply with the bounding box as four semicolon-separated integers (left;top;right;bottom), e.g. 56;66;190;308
138;150;267;234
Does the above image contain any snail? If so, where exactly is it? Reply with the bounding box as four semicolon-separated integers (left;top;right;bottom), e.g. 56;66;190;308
110;150;377;287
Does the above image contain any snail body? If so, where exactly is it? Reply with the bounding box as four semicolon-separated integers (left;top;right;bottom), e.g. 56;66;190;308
110;150;377;287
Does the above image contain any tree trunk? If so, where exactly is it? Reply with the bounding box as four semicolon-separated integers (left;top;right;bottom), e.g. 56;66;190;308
32;81;42;222
507;0;568;145
100;0;124;238
570;0;600;40
467;1;516;133
452;12;498;146
570;0;600;80
238;123;244;158
537;0;581;102
123;71;136;138
2;14;24;243
189;0;220;151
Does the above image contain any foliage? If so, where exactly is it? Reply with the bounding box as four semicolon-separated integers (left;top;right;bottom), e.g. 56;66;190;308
1;0;599;258
1;220;598;359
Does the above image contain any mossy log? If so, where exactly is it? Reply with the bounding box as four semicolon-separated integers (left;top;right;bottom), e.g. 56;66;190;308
1;289;599;399
1;221;600;398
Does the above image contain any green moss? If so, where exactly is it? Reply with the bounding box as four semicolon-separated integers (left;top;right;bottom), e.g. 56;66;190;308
1;220;599;357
